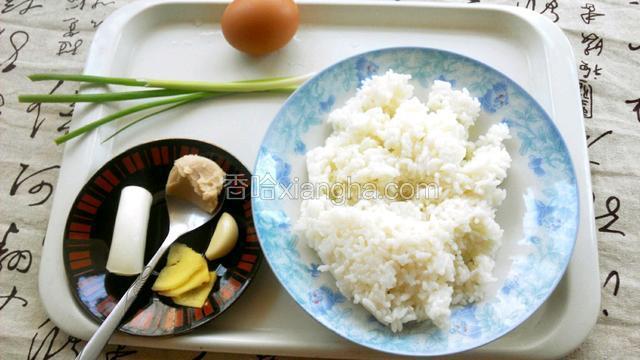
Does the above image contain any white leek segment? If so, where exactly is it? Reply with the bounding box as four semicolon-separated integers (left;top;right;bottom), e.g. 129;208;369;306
106;186;153;276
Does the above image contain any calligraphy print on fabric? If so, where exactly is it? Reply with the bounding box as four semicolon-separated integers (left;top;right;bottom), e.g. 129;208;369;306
0;0;638;359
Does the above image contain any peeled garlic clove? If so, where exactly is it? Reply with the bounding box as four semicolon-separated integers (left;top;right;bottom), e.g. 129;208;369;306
205;212;238;260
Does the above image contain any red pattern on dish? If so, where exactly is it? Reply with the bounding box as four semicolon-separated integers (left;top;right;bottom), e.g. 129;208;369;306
132;153;144;170
94;176;113;192
69;222;91;232
228;278;241;290
241;253;257;263
220;286;234;301
237;261;253;272
161;146;170;164
102;169;120;186
70;258;92;270
122;156;136;174
76;202;97;215
81;194;102;207
193;308;203;321
151;147;162;165
246;233;258;242
175;309;185;328
96;296;116;315
203;300;213;315
68;251;90;261
68;231;90;240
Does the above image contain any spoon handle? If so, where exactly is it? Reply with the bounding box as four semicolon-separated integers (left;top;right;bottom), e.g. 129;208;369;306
76;231;179;360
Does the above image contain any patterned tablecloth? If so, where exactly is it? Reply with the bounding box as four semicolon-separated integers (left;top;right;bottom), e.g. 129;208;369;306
1;0;638;359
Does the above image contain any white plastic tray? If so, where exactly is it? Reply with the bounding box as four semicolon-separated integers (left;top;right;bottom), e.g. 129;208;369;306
40;1;600;358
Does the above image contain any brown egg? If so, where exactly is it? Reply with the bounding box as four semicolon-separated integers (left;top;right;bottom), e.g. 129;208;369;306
221;0;299;56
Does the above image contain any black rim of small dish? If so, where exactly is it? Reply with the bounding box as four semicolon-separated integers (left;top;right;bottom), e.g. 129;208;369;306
62;138;262;336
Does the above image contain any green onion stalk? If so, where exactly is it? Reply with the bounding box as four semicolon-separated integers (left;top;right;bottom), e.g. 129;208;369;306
18;73;312;145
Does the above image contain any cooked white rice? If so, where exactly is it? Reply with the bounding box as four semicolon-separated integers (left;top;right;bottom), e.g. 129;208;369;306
295;71;511;332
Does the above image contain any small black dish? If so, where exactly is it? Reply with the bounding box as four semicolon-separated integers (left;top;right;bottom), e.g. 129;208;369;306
62;139;261;336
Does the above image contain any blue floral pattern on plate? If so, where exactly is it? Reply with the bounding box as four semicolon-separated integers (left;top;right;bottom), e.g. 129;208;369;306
252;48;579;356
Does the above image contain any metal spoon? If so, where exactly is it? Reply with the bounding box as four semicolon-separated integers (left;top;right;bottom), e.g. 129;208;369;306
76;192;222;360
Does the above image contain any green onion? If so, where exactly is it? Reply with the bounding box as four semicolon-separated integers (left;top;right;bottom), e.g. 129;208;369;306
101;94;222;144
27;73;313;92
100;86;301;143
28;73;147;86
18;89;190;103
53;86;299;145
143;73;311;92
54;92;210;145
23;72;308;144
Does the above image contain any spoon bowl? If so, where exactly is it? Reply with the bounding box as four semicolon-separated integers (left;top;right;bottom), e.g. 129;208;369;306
162;189;226;235
167;196;214;231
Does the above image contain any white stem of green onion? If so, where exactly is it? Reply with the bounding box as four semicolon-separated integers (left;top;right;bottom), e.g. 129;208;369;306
142;73;313;92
